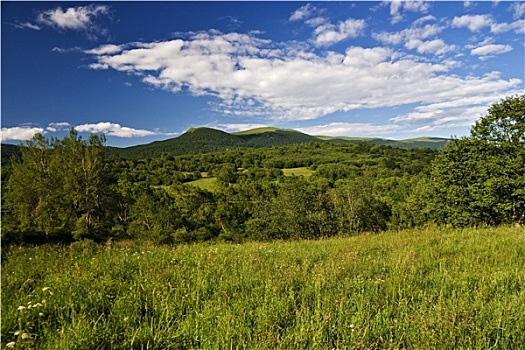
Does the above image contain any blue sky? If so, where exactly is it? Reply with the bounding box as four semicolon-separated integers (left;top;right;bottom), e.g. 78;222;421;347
2;1;524;147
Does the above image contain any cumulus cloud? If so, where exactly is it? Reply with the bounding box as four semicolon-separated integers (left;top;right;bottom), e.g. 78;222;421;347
471;44;513;57
289;3;315;22
297;122;402;137
74;122;156;137
289;4;365;46
373;22;454;55
16;5;112;40
313;18;366;46
1;127;45;141
390;89;522;131
85;44;123;55
388;0;430;24
46;122;72;132
451;14;493;31
215;123;272;133
86;30;521;133
512;2;525;20
451;14;523;34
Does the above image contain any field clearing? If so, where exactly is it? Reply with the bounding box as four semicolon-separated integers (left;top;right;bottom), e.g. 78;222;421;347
185;176;219;191
282;167;315;177
2;226;524;349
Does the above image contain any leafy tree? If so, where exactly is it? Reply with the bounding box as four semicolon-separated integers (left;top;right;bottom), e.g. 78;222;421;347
425;95;525;226
4;130;118;242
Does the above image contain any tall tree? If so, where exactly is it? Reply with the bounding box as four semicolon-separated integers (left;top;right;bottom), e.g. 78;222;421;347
425;95;525;226
5;129;117;241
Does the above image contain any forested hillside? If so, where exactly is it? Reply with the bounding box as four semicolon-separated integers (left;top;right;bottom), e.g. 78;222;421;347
1;95;523;245
105;127;449;159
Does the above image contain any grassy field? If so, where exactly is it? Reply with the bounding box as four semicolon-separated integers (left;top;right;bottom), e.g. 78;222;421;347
185;177;220;192
2;226;524;349
282;167;315;177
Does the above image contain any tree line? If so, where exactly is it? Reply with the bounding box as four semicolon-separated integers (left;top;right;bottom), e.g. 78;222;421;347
2;95;523;245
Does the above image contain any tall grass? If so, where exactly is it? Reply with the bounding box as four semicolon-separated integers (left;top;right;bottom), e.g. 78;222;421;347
2;226;524;349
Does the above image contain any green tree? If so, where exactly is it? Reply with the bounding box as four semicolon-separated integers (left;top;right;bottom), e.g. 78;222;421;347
425;95;525;226
5;130;117;242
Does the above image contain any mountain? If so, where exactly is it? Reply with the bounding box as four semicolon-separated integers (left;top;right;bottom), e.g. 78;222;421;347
233;127;319;146
1;143;22;165
317;136;450;149
109;127;247;158
17;126;448;159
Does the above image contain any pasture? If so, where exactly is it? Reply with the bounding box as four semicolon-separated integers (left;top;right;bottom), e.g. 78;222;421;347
2;226;524;349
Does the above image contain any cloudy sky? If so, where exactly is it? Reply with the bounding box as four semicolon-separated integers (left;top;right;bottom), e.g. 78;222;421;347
2;1;524;147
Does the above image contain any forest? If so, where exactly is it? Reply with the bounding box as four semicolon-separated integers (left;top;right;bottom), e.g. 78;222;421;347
1;95;524;245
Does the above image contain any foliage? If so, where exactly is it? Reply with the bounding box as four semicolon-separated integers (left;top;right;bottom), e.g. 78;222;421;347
106;126;447;159
3;130;119;243
2;227;524;349
426;94;525;226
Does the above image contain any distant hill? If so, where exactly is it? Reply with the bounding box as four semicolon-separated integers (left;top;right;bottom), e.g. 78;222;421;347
108;127;247;158
234;127;319;147
317;136;450;149
0;127;445;160
1;143;22;165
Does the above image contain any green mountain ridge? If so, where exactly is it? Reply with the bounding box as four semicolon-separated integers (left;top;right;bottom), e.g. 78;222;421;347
2;127;450;161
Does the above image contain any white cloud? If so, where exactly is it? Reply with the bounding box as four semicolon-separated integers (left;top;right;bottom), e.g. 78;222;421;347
373;22;453;55
298;122;402;137
405;38;456;55
74;122;156;137
289;3;315;22
314;18;366;46
289;4;365;46
37;5;109;30
15;22;42;30
388;0;430;24
87;30;521;131
471;44;513;56
1;127;44;141
46;122;72;132
511;2;525;20
450;14;522;34
490;19;525;34
215;123;272;133
390;89;522;132
413;15;437;26
452;14;493;31
85;44;123;55
27;5;111;40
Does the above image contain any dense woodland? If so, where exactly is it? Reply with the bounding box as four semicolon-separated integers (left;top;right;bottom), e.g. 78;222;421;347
2;95;524;245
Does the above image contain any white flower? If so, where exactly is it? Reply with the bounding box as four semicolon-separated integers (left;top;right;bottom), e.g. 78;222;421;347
42;287;50;292
6;342;16;348
17;306;26;311
21;333;30;340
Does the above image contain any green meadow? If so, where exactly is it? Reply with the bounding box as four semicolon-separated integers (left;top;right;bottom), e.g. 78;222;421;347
2;226;524;349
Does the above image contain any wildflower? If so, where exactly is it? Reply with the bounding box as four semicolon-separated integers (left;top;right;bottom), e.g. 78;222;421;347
42;287;50;292
33;303;43;308
17;306;26;311
21;333;30;340
39;313;44;317
14;331;20;336
6;342;16;348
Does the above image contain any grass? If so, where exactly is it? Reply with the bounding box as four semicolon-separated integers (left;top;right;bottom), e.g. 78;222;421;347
2;226;524;349
185;177;220;192
282;167;315;177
